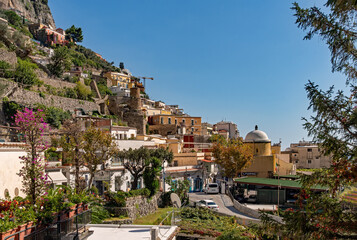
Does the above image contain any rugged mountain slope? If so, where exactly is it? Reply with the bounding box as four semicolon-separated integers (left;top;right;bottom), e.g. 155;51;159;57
0;0;55;28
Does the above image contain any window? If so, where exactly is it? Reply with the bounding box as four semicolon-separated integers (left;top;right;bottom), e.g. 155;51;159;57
175;119;177;125
191;127;194;132
308;160;312;164
182;119;185;124
174;161;178;166
168;118;171;124
191;119;194;125
161;117;164;124
295;160;299;163
112;157;124;166
119;134;123;140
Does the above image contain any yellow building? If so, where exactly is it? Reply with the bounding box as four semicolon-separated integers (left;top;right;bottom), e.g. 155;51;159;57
242;126;295;178
104;72;131;88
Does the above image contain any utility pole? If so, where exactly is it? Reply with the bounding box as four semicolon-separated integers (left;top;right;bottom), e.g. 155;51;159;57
162;160;166;192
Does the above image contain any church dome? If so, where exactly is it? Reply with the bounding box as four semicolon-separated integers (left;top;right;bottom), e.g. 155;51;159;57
245;125;271;143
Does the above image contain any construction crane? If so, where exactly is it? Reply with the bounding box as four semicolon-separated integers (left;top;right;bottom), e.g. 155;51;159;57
137;76;154;89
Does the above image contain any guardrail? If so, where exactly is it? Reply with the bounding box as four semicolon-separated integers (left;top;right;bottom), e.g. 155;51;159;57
227;189;283;224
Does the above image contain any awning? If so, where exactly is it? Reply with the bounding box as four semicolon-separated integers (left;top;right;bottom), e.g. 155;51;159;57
233;177;327;191
47;171;67;184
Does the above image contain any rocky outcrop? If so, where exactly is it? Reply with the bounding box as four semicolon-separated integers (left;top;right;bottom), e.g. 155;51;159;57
0;48;17;67
0;0;55;28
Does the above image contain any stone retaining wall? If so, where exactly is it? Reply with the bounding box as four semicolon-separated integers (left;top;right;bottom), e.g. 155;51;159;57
40;77;77;89
106;193;161;220
8;87;99;113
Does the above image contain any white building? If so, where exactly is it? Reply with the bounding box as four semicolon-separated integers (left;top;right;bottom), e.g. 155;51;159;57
0;143;27;199
111;126;137;140
109;86;130;97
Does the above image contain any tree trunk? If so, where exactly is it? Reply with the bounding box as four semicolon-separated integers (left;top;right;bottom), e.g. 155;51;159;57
87;172;94;192
132;176;139;190
75;157;80;193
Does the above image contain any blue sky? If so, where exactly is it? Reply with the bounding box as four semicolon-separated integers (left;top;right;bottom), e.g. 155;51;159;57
49;0;346;149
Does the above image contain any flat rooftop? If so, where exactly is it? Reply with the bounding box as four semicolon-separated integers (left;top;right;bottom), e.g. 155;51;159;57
234;177;327;190
87;224;178;240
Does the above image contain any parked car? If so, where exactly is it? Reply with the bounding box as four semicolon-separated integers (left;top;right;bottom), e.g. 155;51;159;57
196;199;219;211
204;183;219;194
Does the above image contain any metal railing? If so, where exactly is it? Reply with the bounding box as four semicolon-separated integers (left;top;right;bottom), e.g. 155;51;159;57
4;206;91;240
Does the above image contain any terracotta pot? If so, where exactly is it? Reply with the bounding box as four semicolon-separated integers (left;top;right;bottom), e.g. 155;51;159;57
76;204;83;214
0;227;17;240
68;205;76;218
15;224;26;240
25;221;34;236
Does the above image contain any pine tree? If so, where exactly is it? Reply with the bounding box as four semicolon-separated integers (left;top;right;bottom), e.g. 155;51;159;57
258;2;357;238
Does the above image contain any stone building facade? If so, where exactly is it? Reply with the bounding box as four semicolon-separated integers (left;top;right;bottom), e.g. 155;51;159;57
283;141;332;169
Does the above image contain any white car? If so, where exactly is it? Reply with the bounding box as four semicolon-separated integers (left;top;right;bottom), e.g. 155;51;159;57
205;183;219;194
196;199;219;211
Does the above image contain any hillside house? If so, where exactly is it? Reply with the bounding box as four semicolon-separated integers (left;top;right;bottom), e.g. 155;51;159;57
29;23;68;46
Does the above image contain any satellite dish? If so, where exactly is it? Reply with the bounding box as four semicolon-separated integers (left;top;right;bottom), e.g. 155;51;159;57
170;193;181;208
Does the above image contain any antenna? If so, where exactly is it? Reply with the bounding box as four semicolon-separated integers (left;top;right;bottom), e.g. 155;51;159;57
170;193;181;208
170;193;181;225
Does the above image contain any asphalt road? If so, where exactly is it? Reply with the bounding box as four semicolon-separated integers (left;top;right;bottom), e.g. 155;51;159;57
188;192;258;220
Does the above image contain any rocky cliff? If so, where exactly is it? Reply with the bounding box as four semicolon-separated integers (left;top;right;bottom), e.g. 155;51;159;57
0;0;55;28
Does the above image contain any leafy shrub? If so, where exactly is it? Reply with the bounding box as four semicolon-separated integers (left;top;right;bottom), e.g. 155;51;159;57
64;87;78;98
47;46;71;78
96;82;113;96
105;188;151;208
159;192;171;208
13;58;39;87
217;229;252;240
90;205;110;224
2;98;22;121
75;81;92;100
0;60;12;78
45;147;61;161
34;104;71;128
179;207;254;238
84;78;92;86
3;10;22;28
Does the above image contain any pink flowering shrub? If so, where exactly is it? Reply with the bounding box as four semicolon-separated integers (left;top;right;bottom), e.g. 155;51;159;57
15;108;50;203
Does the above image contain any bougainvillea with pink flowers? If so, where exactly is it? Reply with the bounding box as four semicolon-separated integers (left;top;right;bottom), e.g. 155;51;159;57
15;108;50;203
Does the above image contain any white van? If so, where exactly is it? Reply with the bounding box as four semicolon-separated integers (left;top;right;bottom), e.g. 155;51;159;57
205;183;219;194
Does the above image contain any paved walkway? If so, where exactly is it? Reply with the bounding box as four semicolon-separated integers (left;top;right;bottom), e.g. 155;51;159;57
188;192;257;220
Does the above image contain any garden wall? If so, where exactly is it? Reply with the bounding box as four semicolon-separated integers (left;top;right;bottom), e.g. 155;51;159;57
8;87;100;113
40;77;77;89
106;193;161;220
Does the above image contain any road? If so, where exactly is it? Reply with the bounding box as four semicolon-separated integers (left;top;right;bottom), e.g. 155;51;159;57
188;192;258;220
